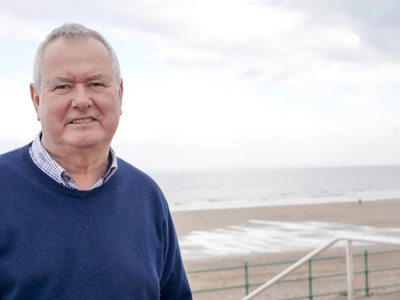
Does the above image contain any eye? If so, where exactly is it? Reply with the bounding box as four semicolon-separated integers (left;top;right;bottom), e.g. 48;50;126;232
55;85;69;90
90;82;105;87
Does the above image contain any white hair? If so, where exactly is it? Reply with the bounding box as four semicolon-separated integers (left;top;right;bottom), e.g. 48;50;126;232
33;23;121;90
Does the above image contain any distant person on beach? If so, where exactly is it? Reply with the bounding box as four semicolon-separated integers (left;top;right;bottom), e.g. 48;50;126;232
0;23;192;300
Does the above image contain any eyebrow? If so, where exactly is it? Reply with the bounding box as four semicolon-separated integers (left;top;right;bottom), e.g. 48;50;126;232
52;77;72;83
87;74;105;81
49;74;108;84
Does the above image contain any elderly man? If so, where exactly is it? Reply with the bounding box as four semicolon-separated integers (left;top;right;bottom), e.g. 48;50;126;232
0;23;192;299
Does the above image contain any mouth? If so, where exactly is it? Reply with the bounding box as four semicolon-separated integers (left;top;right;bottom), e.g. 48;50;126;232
70;118;96;124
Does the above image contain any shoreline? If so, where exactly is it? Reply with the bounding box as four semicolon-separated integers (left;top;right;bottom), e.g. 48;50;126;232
170;196;399;213
172;198;400;237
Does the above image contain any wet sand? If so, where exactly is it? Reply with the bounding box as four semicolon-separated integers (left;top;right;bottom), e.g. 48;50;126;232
171;199;400;299
172;199;400;237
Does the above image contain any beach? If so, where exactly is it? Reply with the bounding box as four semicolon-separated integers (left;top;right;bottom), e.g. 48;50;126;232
172;199;400;299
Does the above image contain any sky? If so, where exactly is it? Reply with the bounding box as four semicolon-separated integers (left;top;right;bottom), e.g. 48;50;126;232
1;0;400;171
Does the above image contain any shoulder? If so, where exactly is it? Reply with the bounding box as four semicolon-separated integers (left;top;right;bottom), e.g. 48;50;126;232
0;144;30;168
0;144;35;200
116;157;158;186
115;157;171;212
115;157;166;199
0;145;25;159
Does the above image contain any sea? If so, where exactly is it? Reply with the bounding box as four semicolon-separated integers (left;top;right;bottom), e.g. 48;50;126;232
148;166;400;259
148;165;400;211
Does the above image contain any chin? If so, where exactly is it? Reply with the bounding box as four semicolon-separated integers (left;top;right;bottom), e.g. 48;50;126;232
66;136;107;149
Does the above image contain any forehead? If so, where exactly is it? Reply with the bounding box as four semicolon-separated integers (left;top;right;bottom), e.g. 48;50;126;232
41;37;114;78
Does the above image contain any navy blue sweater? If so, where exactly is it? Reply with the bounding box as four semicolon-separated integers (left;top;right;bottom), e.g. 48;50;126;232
0;144;192;300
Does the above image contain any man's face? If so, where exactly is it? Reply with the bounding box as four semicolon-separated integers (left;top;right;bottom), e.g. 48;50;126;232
30;37;123;153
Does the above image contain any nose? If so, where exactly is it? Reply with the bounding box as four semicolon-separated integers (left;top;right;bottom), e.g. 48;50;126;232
72;84;92;110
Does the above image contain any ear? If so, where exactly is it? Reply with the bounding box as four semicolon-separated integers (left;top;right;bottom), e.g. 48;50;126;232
118;79;124;115
30;83;41;121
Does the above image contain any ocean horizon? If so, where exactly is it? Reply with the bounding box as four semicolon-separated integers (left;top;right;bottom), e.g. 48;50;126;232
148;165;400;212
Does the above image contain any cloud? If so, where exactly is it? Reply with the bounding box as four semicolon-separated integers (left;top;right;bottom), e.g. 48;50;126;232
0;13;50;41
151;47;223;67
276;0;400;56
2;0;400;89
337;89;378;107
114;0;400;89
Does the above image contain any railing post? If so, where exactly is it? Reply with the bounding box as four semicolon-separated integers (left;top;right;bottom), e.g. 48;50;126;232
308;259;313;300
346;239;354;300
364;250;370;297
244;262;249;296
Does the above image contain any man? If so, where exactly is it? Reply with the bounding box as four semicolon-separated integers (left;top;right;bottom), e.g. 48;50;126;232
0;23;192;299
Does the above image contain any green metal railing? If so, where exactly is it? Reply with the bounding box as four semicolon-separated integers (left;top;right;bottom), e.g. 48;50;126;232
186;249;400;299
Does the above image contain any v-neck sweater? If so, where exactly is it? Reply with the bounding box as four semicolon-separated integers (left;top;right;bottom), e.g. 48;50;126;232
0;144;192;300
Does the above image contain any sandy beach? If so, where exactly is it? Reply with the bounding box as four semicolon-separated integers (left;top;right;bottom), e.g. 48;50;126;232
171;199;400;299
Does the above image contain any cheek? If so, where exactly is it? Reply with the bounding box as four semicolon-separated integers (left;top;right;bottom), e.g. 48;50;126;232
100;97;122;118
40;101;69;124
102;105;121;132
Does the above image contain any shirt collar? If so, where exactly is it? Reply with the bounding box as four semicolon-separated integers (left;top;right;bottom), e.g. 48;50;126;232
29;132;118;189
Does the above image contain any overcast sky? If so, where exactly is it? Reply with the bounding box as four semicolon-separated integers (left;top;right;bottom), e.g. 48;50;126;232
1;0;400;171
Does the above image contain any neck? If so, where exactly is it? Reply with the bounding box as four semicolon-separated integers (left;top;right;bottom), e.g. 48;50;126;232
44;144;110;190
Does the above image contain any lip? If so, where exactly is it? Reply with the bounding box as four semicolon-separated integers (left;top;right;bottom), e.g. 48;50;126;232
68;117;97;124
